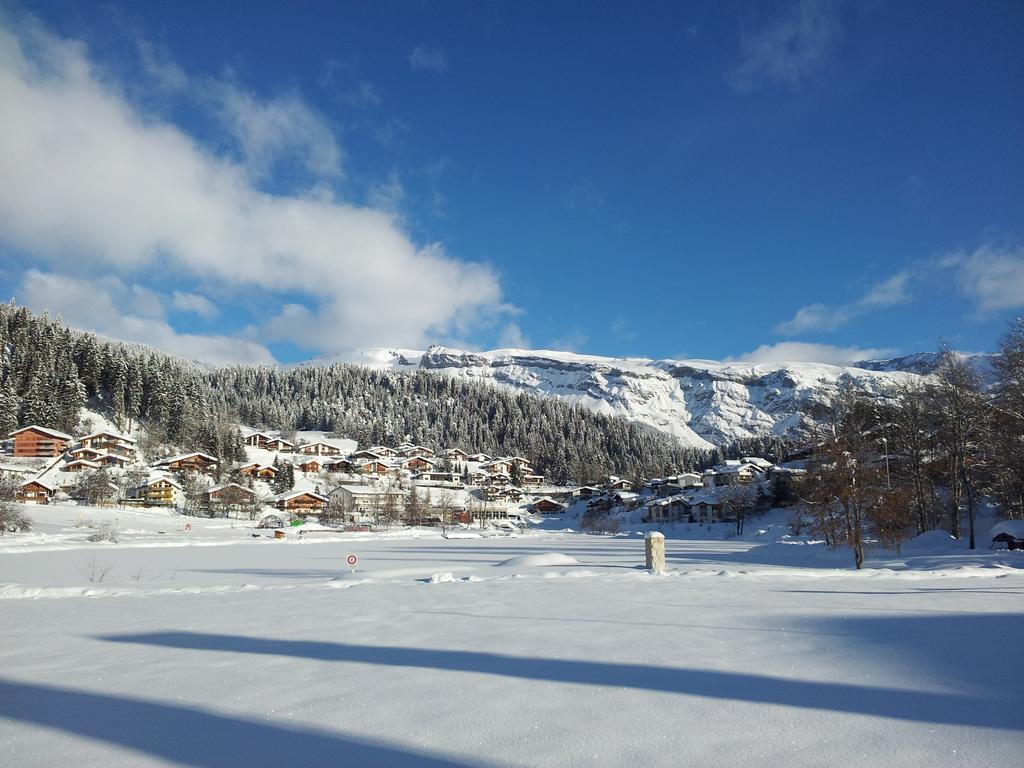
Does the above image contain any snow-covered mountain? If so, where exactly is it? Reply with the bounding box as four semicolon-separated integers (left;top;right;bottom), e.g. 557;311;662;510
336;346;925;449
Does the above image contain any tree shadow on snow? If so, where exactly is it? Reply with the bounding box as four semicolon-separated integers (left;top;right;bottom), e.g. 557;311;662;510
0;679;488;768
98;613;1023;731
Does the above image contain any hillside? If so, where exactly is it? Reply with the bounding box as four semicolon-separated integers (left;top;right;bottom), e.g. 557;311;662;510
331;346;924;448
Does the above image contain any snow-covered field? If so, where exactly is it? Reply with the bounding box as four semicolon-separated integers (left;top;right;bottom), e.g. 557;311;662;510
1;504;1022;767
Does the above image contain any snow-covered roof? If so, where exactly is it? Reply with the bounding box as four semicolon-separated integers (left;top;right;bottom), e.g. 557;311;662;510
65;459;101;469
158;452;217;465
141;476;183;489
208;482;256;495
80;429;136;444
21;478;56;490
276;490;328;502
9;425;73;441
741;457;774;469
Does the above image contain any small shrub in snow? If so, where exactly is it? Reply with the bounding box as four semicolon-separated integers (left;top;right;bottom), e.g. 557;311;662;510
79;557;113;583
0;503;32;535
86;522;119;543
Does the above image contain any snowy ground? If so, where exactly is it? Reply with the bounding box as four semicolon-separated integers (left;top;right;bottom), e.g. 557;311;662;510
1;504;1022;767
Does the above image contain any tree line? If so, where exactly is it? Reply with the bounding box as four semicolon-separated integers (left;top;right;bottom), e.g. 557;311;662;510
0;302;705;482
796;320;1024;567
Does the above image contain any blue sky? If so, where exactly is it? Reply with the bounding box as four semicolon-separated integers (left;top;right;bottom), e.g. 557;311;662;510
0;0;1022;365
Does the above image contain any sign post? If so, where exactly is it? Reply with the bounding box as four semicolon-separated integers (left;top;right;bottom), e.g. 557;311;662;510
346;554;358;574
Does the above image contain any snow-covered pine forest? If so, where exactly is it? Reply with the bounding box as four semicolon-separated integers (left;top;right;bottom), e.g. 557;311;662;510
0;302;707;482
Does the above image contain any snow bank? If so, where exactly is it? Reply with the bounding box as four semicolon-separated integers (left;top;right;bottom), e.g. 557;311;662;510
497;553;580;568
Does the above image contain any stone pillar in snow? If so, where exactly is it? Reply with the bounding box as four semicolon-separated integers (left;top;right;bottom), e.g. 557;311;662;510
645;531;665;574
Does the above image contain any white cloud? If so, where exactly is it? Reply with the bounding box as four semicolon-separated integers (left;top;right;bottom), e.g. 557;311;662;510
171;290;219;319
0;17;507;359
727;0;841;92
941;244;1024;313
19;271;274;365
408;45;448;73
728;341;896;366
208;82;343;180
549;330;588;353
497;322;530;350
775;272;910;335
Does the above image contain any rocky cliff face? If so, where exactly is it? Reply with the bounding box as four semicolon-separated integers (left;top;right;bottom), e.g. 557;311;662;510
350;346;924;448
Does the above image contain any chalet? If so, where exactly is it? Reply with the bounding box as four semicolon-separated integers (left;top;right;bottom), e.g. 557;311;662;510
297;441;342;456
466;453;492;463
330;484;406;515
204;483;257;510
401;456;436;472
95;453;132;469
611;491;641;511
710;460;768;486
606;477;632;492
323;458;356;473
443;448;468;461
367;446;396;458
156;452;218;474
297;458;323;473
351;449;384;461
397;445;434;459
275;489;327;513
244;431;272;448
62;459;101;472
0;463;33;480
69;446;104;461
570;485;603;500
522;474;545;487
17;479;55;504
78;430;136;457
9;426;73;457
663;473;702;493
769;467;807;507
530;497;566;514
485;472;512;487
481;485;524;502
507;457;532;470
466;470;489;486
412;471;463;487
264;438;295;452
239;463;277;479
644;494;690;523
358;459;396;476
130;476;183;507
687;492;727;524
481;460;513;475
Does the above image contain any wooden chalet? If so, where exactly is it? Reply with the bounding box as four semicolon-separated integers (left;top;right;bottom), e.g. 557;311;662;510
351;449;384;461
10;426;73;457
366;446;396;458
17;479;56;504
606;478;633;492
298;441;342;456
570;485;603;499
522;473;544;487
204;483;257;509
297;458;323;473
443;448;468;461
96;453;132;469
157;452;218;474
397;445;434;459
244;431;272;448
239;463;277;479
466;453;492;463
358;459;395;475
324;458;356;473
264;438;295;452
62;459;101;473
69;446;104;461
275;490;327;512
530;497;566;513
78;430;136;457
401;456;436;472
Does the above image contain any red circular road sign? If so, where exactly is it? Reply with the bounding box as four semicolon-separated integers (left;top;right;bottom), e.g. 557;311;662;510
346;555;358;566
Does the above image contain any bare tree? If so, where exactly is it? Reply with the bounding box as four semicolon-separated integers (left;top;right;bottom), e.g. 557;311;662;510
719;483;758;536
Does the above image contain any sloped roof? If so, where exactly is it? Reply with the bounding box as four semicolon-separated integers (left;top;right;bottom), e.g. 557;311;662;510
9;425;73;441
